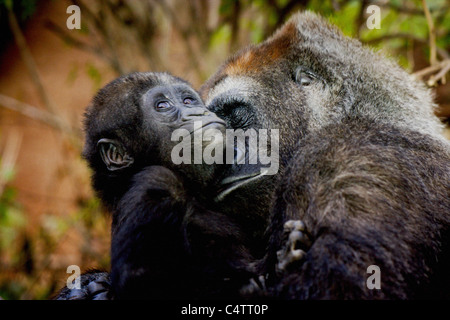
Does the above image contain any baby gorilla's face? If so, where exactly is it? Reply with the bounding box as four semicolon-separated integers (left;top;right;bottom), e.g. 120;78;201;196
142;83;226;139
96;81;226;173
141;82;228;189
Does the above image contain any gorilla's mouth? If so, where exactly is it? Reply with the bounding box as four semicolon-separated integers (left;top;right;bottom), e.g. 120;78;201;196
189;120;226;135
215;170;266;202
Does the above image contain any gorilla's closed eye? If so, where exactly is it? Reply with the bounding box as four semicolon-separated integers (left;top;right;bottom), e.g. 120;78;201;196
98;138;134;171
294;67;318;86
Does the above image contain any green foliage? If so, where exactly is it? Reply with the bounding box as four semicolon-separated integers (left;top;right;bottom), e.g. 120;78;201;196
0;160;27;300
66;63;79;86
324;0;361;36
219;0;237;15
210;24;232;48
86;63;103;92
0;0;37;20
0;151;109;299
0;187;25;252
247;18;265;44
307;0;336;17
0;162;25;255
0;0;12;10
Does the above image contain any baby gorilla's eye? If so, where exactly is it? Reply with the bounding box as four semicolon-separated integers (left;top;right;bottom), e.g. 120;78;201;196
183;97;194;105
156;101;170;110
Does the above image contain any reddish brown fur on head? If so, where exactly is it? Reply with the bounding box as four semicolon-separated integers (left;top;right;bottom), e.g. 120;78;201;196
224;23;298;76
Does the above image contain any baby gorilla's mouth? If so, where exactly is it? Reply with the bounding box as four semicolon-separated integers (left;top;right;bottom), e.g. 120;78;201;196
189;120;226;135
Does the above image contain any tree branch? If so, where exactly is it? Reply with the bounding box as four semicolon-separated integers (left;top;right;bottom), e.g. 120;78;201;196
427;60;450;86
153;0;205;79
45;20;102;57
422;0;437;66
412;59;450;86
363;33;450;60
7;9;58;115
0;94;80;138
373;0;429;15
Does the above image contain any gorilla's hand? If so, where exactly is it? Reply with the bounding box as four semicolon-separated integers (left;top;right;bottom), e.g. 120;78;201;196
54;271;112;300
276;220;311;274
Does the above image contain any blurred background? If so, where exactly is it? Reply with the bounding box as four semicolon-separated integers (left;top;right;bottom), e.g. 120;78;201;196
0;0;449;299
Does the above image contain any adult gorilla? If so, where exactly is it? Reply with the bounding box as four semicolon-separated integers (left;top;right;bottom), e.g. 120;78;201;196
200;11;450;299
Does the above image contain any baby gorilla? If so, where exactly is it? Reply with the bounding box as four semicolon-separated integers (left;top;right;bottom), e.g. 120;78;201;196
81;72;256;299
94;72;227;194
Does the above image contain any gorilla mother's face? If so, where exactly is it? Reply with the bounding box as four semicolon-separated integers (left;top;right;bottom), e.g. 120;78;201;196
199;11;428;232
200;12;428;161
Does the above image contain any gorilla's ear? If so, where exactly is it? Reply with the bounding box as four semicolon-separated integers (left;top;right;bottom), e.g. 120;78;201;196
97;138;134;171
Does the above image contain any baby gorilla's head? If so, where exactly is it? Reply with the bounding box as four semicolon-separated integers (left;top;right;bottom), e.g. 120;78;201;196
141;78;227;176
83;72;227;207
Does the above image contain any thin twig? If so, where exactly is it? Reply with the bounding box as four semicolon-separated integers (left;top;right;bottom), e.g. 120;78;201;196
0;94;80;137
355;0;369;38
428;60;450;86
7;9;58;116
153;0;205;79
373;0;428;15
363;33;450;60
422;0;437;66
45;20;102;57
412;60;448;78
71;0;125;74
412;59;450;86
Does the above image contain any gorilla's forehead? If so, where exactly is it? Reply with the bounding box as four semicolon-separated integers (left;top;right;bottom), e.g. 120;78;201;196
145;83;196;96
224;23;298;76
200;12;349;97
218;12;349;75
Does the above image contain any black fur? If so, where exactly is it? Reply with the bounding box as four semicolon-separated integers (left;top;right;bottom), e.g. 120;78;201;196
55;72;258;299
111;166;253;299
265;118;450;299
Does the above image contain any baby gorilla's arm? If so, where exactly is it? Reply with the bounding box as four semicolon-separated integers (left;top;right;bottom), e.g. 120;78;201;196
111;166;256;299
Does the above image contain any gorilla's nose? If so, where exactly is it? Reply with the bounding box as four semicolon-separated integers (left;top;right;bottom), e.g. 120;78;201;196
207;91;251;115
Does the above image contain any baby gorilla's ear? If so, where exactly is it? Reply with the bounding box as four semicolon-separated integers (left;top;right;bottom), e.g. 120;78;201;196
97;138;134;171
